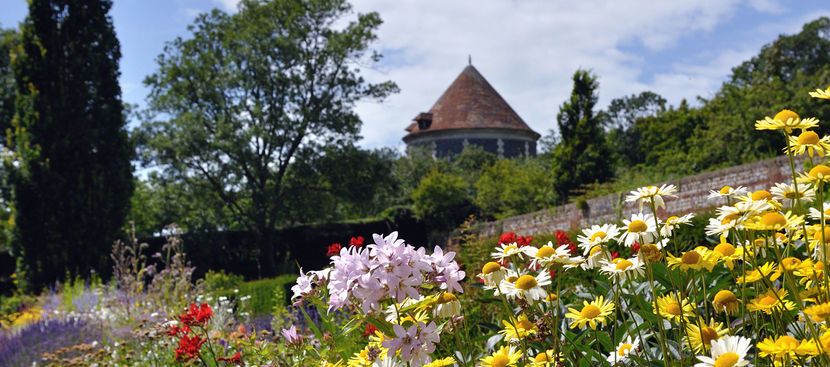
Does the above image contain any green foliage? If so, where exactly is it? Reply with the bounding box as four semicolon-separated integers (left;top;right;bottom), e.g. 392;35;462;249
9;0;133;289
411;168;472;230
237;275;297;316
551;70;614;201
474;158;556;219
202;270;244;296
137;0;397;276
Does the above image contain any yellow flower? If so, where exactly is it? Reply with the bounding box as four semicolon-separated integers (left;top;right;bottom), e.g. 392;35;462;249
755;109;819;133
711;237;745;270
712;290;740;315
748;288;796;315
804;302;830;323
788;130;830;157
565;295;615;330
736;262;782;284
798;164;830;185
757;335;815;361
423;357;456;367
780;257;802;273
743;211;803;232
794;259;824;289
480;346;522;367
667;247;717;272
809;85;830;99
532;350;559;366
686;319;729;354
655;292;695;322
500;314;538;341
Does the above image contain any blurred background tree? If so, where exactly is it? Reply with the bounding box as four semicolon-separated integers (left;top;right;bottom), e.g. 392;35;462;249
8;0;133;290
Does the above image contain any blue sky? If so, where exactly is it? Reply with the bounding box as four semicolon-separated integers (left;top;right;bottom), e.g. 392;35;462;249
1;0;829;150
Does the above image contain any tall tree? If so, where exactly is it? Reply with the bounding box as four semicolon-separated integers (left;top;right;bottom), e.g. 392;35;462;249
550;70;613;201
138;0;397;276
9;0;133;288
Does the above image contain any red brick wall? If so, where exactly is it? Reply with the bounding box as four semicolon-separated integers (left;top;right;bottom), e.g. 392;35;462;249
477;155;802;237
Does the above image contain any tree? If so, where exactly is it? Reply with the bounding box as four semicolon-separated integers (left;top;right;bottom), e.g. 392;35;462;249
0;27;15;135
550;70;613;201
411;169;472;230
474;158;555;219
9;0;133;288
138;0;397;276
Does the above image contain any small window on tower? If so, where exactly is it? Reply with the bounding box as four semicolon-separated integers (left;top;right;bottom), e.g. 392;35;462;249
415;112;432;130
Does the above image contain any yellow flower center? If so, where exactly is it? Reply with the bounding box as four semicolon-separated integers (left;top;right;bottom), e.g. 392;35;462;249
774;109;799;123
777;335;799;350
759;295;777;306
810;165;830;179
798;131;820;145
534;352;551;363
781;257;802;271
714;243;735;257
546;293;558;302
814;227;830;243
666;302;682;316
515;275;538;290
437;292;457;304
589;246;603;256
615;259;634;271
536;245;555;258
760;212;787;227
721;212;741;224
713;352;740;367
719;186;733;194
482;262;502;274
617;343;633;356
491;354;509;367
783;190;802;199
681;251;701;265
700;327;719;346
628;220;648;233
516;318;534;330
751;190;773;201
580;304;601;319
590;231;607;241
714;290;738;308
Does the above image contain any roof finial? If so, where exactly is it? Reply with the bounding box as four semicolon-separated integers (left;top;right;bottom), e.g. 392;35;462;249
468;54;472;65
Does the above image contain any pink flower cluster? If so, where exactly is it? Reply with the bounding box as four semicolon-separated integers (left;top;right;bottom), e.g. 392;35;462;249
382;321;440;367
292;232;465;313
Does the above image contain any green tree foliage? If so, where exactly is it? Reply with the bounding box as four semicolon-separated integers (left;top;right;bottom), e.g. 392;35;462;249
137;0;396;276
9;0;133;288
0;27;15;135
474;158;556;219
550;70;613;201
411;169;472;230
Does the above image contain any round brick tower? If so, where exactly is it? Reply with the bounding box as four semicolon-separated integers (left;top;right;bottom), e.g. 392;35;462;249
403;64;539;158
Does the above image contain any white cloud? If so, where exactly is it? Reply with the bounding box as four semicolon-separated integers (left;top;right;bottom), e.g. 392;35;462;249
346;0;802;149
213;0;240;12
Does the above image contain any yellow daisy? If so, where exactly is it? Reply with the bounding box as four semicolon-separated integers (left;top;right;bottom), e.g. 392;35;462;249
655;292;695;322
686;319;729;354
788;130;830;157
565;295;615;330
755;109;819;133
531;350;559;367
423;357;455;367
809;85;830;99
667;247;717;272
797;164;830;185
748;288;796;315
712;289;740;315
743;211;803;232
480;346;522;367
736;262;782;284
757;335;815;361
500;314;538;341
804;301;830;323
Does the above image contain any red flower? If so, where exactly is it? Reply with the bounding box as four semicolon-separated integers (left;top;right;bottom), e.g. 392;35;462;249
174;334;206;362
180;303;213;327
349;236;365;248
326;243;342;256
549;269;557;279
631;242;641;253
516;235;533;247
611;251;620;260
167;324;190;336
362;323;378;337
499;232;517;245
218;351;242;364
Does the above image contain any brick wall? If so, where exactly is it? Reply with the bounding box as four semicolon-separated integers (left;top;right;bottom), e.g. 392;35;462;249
476;155;803;237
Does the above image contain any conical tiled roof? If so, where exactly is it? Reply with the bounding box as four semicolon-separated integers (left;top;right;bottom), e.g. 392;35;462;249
404;65;539;139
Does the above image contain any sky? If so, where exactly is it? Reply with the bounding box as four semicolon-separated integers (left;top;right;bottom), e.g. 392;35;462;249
1;0;829;151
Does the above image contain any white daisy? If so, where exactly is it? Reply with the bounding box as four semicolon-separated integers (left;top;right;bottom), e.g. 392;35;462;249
500;271;551;304
523;242;574;268
707;185;748;201
619;213;659;247
808;202;830;220
693;335;751;367
491;243;524;260
607;336;641;364
577;224;621;253
599;257;644;282
661;213;695;237
580;245;611;270
770;182;815;207
626;184;678;211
